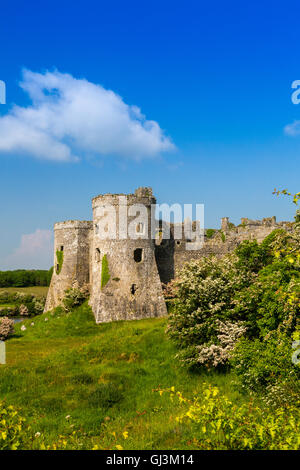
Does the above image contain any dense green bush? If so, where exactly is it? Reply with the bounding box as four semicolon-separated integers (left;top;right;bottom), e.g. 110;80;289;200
0;305;19;316
235;239;270;273
230;329;300;402
232;259;299;337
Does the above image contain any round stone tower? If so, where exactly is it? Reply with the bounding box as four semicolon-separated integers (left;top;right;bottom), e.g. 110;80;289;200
44;220;93;311
90;187;167;323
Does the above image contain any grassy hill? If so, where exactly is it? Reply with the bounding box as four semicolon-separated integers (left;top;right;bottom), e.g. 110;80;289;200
0;286;48;297
0;303;246;450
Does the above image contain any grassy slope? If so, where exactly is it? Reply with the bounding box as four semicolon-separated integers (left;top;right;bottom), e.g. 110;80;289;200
0;303;247;450
0;286;49;297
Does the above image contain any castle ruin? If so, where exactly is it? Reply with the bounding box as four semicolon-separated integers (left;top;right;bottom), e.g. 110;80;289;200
45;187;292;322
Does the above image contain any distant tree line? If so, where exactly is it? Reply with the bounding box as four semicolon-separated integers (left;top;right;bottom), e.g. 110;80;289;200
0;268;53;287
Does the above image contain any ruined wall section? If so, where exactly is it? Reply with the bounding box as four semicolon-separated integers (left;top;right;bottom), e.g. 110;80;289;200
156;216;292;281
90;188;167;323
44;220;93;312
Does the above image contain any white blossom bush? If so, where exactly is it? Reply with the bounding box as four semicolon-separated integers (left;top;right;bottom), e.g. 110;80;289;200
263;382;299;408
0;317;14;340
166;255;253;367
19;304;29;316
192;320;247;368
32;298;45;315
62;284;90;312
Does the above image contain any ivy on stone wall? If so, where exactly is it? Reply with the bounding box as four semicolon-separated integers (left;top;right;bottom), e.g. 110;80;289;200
56;250;64;275
101;254;110;288
206;229;216;239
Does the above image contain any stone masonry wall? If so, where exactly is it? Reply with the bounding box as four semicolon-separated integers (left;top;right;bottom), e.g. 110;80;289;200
155;216;292;282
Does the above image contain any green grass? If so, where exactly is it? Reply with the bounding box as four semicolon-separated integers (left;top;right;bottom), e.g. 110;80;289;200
0;303;248;450
0;286;48;297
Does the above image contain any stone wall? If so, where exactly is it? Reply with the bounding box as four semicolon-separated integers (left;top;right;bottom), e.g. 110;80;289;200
155;216;292;281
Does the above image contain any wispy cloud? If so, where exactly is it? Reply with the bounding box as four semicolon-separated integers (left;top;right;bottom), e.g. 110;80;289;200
284;120;300;136
0;69;175;162
4;229;53;269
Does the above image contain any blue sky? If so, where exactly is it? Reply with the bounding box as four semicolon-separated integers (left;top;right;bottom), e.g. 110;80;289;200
0;0;299;269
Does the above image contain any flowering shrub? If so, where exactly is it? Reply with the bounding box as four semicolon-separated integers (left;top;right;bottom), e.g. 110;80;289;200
234;236;275;273
0;291;46;317
232;259;299;338
0;401;27;450
161;385;300;450
31;297;45;315
19;304;29;316
62;284;90;312
167;228;299;372
190;320;246;368
166;255;253;367
0;317;14;341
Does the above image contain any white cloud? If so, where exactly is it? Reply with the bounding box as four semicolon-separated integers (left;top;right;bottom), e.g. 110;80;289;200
284;120;300;136
0;69;175;161
4;229;53;269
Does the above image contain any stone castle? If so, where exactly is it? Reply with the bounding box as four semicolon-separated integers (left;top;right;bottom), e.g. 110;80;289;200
45;187;292;322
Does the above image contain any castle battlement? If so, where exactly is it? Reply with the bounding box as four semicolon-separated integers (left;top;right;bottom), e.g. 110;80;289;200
92;187;156;208
54;220;93;230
